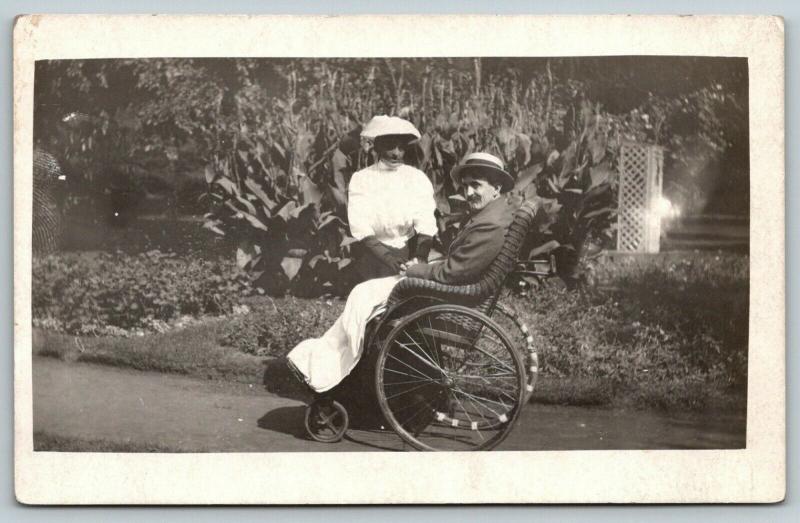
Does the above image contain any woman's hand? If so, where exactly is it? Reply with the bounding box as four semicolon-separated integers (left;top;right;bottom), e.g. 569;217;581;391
361;236;405;273
399;258;420;277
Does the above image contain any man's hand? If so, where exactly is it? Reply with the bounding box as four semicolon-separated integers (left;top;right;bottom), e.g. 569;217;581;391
399;258;420;277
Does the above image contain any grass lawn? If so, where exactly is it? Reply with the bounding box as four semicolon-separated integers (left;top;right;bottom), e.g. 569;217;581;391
33;431;197;452
34;319;267;384
32;250;749;413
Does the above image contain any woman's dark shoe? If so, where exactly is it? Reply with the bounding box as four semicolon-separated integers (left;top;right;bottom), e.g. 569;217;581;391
263;357;310;400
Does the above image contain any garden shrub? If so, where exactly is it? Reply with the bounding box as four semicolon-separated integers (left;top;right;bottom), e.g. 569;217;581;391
218;297;344;356
509;252;749;409
33;251;251;335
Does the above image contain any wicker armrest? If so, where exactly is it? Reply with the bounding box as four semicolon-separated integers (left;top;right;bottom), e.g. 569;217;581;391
386;277;492;308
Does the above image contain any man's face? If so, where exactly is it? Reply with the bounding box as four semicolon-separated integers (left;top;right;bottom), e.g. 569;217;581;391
374;135;407;168
462;174;500;211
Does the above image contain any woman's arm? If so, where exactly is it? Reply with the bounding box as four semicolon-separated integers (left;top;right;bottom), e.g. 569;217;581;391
347;171;375;241
410;169;438;261
360;236;405;272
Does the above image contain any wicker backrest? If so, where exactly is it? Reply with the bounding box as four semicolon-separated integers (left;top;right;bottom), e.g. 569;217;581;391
386;198;539;312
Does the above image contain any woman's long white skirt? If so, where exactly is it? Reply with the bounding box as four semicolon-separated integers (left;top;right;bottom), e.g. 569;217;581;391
287;276;401;393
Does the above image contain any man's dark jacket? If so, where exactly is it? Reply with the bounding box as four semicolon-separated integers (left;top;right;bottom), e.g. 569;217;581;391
406;196;516;284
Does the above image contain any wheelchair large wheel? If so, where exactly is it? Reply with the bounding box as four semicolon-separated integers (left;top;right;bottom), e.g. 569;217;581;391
491;303;539;403
375;304;526;451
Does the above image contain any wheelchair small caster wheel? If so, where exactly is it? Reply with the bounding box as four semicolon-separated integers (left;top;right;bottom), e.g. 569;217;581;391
305;398;349;443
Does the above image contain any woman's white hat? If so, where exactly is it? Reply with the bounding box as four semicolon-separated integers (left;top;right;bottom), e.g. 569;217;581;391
451;152;516;193
360;115;421;142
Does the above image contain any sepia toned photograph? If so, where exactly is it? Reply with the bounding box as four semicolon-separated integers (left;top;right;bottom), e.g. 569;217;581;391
30;55;749;453
13;14;784;504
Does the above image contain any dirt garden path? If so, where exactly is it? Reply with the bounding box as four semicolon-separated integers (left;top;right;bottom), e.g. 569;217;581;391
32;357;746;452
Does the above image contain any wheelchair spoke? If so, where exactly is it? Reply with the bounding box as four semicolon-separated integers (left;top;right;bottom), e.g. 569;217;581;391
388;394;427;415
453;379;518;400
384;377;440;387
417;317;444;369
452;387;514;415
448;392;485;441
384;380;441;401
399;330;445;373
392;339;444;376
451;389;502;418
471;335;515;372
404;409;437;438
460;391;494;430
383;365;433;382
390;389;443;435
386;352;437;381
457;373;517;380
424;316;442;367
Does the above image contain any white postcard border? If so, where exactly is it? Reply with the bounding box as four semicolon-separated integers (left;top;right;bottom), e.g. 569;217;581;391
13;14;785;504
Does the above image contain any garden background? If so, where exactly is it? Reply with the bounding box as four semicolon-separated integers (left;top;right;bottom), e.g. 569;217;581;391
31;57;749;411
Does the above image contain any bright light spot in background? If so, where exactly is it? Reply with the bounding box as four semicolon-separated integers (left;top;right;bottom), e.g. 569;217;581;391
657;197;672;215
114;212;119;217
656;196;681;219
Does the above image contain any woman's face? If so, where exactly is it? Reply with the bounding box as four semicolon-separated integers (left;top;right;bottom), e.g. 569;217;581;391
374;135;407;168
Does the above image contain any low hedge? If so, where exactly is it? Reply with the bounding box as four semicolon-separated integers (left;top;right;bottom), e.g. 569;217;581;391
508;252;749;409
218;297;344;356
215;252;747;410
33;249;748;411
33;251;251;335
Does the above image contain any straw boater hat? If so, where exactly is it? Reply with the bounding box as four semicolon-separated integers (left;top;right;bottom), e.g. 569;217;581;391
360;115;421;143
451;152;515;193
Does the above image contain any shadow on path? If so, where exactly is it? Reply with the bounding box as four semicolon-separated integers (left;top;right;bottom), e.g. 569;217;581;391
34;356;746;452
257;406;309;440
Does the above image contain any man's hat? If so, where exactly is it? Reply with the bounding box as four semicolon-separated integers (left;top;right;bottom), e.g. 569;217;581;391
451;152;515;193
360;115;421;143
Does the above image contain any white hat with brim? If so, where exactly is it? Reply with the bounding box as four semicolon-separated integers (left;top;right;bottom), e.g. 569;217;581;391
451;152;515;193
360;115;421;142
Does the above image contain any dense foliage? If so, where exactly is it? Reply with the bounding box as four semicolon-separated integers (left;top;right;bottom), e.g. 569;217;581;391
212;251;747;409
32;248;747;410
34;57;748;296
32;251;251;335
513;252;749;408
200;60;625;293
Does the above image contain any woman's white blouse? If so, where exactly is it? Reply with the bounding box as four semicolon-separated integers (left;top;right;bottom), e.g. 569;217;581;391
347;161;438;249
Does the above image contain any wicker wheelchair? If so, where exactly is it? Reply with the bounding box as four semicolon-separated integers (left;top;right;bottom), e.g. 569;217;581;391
302;200;542;451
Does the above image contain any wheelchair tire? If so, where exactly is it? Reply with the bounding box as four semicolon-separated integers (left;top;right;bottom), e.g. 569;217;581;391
375;304;526;451
491;303;539;403
305;398;349;443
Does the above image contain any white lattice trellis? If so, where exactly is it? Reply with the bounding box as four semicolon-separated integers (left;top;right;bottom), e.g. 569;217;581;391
617;143;664;253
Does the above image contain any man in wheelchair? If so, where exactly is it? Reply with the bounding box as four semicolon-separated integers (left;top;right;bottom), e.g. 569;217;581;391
283;152;538;450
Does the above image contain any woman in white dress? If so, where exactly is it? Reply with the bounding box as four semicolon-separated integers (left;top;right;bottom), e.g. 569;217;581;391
285;116;437;392
348;116;438;281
